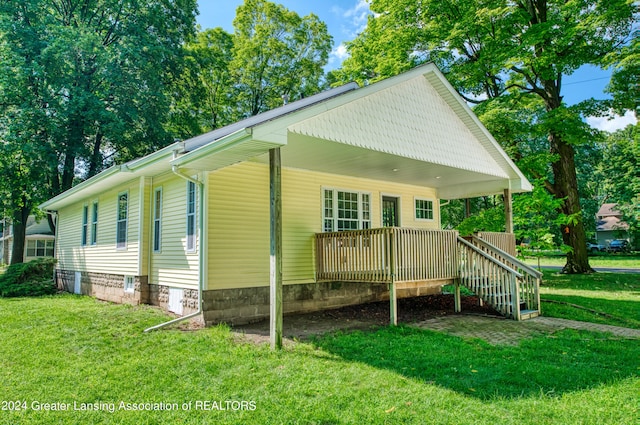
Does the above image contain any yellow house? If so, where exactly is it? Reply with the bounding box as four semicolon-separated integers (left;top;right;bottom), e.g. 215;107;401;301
40;64;541;328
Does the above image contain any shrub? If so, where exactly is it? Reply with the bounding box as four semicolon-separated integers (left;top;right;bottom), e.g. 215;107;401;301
0;258;57;297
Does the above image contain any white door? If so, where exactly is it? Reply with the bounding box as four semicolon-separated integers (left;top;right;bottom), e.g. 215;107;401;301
73;272;82;295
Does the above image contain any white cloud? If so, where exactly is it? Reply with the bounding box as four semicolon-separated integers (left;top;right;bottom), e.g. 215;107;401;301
329;43;349;65
586;110;637;133
332;0;372;38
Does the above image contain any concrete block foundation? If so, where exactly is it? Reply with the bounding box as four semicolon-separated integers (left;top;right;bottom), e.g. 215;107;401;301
56;269;444;326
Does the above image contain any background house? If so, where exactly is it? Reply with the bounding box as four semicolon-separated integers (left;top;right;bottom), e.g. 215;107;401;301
595;203;630;246
0;216;55;265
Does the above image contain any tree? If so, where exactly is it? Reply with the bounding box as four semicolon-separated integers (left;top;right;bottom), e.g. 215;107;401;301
167;0;333;136
594;125;640;245
333;0;637;273
230;0;332;117
605;36;639;117
0;0;197;263
167;27;235;139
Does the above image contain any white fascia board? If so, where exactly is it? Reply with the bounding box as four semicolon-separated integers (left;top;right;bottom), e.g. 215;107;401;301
170;128;258;168
39;165;121;211
438;178;532;200
40;142;181;211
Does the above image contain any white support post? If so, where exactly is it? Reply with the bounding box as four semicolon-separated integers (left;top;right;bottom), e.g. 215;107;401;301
269;148;283;350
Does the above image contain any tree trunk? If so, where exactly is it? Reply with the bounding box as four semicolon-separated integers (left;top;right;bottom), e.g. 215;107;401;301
10;205;31;265
549;132;594;273
87;131;104;178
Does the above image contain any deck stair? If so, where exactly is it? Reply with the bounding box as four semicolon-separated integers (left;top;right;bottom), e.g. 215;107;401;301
456;236;541;320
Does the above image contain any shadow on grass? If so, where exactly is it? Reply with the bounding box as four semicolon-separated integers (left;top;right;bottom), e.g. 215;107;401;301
312;325;640;400
541;295;640;328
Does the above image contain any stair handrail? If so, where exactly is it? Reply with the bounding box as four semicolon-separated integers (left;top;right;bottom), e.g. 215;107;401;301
471;236;542;279
456;236;523;278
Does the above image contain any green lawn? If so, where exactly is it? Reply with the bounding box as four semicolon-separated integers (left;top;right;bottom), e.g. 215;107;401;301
523;253;640;269
539;270;640;329
0;272;638;424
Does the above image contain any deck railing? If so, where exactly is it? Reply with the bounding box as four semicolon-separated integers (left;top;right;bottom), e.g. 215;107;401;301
457;236;522;319
315;228;541;320
315;228;458;284
471;235;542;315
476;232;517;256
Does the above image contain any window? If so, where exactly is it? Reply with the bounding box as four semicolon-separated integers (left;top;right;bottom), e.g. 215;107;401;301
81;205;88;246
90;201;98;245
124;276;135;293
153;188;162;252
26;240;54;258
322;189;371;232
415;198;434;220
186;181;196;252
116;192;128;249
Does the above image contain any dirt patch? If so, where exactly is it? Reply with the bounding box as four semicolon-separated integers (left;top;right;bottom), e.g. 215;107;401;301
232;294;500;344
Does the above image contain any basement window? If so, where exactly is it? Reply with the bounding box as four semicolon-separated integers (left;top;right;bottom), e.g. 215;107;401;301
124;276;135;293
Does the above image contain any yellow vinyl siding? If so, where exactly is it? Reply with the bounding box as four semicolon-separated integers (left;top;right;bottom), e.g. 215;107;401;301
56;181;141;275
148;173;199;289
207;162;439;290
138;177;152;276
208;162;270;290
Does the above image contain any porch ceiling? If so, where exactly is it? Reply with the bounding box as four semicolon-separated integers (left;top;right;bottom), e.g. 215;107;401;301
250;133;517;199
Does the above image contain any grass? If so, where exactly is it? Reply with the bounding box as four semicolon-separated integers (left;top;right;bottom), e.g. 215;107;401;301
0;272;639;424
539;270;640;329
523;253;640;269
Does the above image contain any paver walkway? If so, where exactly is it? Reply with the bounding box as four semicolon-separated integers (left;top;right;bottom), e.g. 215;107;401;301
413;315;640;346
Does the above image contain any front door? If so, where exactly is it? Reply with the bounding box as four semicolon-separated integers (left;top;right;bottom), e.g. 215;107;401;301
382;196;399;227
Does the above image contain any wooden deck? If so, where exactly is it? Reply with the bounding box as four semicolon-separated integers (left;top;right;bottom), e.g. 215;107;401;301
314;228;541;321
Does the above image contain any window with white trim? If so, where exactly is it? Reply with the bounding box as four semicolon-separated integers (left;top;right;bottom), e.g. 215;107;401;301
116;192;128;249
415;198;434;220
90;201;98;245
124;276;135;293
81;205;88;246
153;187;162;253
186;181;197;252
322;188;371;232
26;239;54;257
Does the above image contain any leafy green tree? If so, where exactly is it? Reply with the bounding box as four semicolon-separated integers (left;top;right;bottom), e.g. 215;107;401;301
0;0;197;263
334;0;637;273
594;125;640;245
605;36;639;117
167;28;235;139
230;0;332;117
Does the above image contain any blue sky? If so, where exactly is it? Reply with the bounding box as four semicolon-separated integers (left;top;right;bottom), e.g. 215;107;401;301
196;0;635;131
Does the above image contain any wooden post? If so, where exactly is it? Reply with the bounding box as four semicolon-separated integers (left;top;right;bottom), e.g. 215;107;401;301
454;279;461;313
389;281;397;326
269;148;283;350
388;229;397;326
504;188;513;234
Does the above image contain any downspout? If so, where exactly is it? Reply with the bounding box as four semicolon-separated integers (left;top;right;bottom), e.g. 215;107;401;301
144;164;205;332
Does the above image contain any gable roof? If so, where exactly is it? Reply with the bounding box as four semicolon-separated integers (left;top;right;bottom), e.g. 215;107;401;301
597;203;622;218
41;63;531;210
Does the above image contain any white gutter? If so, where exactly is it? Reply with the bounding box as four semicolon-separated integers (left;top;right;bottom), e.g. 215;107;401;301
144;165;205;332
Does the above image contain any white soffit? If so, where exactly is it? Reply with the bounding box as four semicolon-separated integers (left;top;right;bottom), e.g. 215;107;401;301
287;75;509;179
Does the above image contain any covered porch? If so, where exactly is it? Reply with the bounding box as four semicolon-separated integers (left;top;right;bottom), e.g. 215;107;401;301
315;228;541;323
